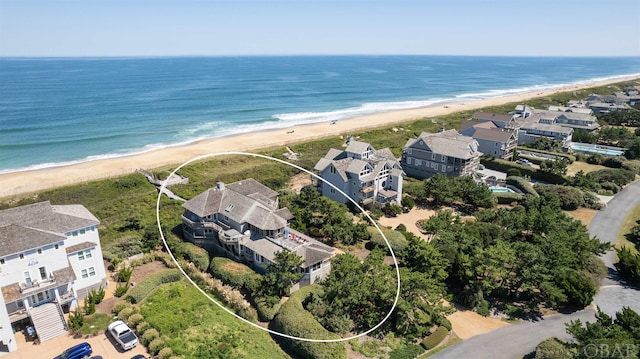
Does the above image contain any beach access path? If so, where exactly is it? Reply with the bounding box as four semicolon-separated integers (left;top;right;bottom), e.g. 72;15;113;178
431;180;640;359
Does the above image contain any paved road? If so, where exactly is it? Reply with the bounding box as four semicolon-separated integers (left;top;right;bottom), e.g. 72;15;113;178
432;180;640;359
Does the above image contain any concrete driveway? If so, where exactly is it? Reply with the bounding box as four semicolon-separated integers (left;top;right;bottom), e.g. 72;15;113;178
0;329;149;359
432;180;640;359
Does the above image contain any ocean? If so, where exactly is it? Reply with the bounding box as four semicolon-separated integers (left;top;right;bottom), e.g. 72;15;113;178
1;56;639;173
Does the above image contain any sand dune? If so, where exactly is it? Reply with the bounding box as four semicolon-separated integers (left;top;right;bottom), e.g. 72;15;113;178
1;75;638;198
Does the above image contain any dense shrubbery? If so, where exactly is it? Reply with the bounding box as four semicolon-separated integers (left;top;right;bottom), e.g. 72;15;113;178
174;241;210;272
482;157;567;184
280;187;371;245
369;226;409;254
534;184;585;210
424;174;496;209
272;285;347;359
421;326;449;350
127;269;183;304
208;257;259;289
587;168;636;186
389;344;425;359
506;176;539;197
494;192;524;204
433;196;609;314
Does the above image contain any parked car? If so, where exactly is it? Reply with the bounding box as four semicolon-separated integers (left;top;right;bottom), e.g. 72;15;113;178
478;164;485;170
54;342;92;359
516;159;533;166
108;320;139;351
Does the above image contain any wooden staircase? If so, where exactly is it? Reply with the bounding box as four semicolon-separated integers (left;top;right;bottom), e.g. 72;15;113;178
29;303;68;343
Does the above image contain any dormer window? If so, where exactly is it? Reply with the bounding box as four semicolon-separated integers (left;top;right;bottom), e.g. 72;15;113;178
330;166;336;174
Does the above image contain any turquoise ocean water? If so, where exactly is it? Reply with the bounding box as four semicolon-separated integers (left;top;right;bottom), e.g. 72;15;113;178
1;56;639;173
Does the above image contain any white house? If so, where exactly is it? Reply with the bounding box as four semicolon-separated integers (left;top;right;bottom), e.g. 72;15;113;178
314;140;403;206
0;201;107;350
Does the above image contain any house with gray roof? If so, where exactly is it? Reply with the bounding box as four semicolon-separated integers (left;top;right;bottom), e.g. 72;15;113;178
181;179;335;291
471;111;518;129
0;202;107;350
314;140;403;206
401;130;481;179
460;120;517;160
516;113;574;148
534;108;599;131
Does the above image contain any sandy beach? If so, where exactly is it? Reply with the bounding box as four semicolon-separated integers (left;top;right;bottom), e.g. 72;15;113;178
1;75;638;198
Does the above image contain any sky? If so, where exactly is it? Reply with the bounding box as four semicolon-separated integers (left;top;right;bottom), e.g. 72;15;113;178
1;0;639;57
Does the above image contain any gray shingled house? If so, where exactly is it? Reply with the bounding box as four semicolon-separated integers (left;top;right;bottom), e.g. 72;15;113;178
401;130;481;179
460;120;517;160
313;140;403;207
181;179;335;291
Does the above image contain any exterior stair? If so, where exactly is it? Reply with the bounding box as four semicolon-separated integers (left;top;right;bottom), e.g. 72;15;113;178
29;302;68;343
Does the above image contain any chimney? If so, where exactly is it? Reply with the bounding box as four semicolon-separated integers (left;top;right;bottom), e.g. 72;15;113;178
216;182;225;190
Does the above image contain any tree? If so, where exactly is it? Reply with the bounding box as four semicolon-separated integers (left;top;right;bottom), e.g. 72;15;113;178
263;250;304;297
625;138;640;160
540;158;569;176
565;308;640;358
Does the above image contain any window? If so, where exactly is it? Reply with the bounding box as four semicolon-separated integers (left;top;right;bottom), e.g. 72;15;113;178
17;300;23;308
442;165;446;172
79;229;85;235
441;155;446;163
330;165;336;174
330;188;336;194
81;267;96;279
406;157;412;165
407;148;412;154
37;248;42;254
309;262;322;272
77;249;92;261
39;266;47;280
19;253;24;259
24;271;32;287
54;244;59;250
0;258;4;265
431;153;436;160
415;159;422;166
255;254;264;263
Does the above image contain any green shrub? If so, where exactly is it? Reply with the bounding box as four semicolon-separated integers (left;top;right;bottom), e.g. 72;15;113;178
587;168;636;186
586;154;605;165
157;347;174;359
534;337;572;359
255;296;281;322
622;160;640;175
506;176;538;197
506;168;522;177
118;307;134;321
272;285;347;359
482;158;566;184
117;266;133;283
369;226;408;254
401;196;415;211
179;241;210;272
389;344;425;359
112;301;132;314
582;191;603;210
534;184;585;210
114;282;130;297
494;192;524;205
136;321;150;335
599;181;621;194
438;317;452;331
208;257;259;289
127;313;144;327
68;309;84;330
421;326;449;350
603;156;625;168
149;338;165;355
127;269;183;304
142;328;159;345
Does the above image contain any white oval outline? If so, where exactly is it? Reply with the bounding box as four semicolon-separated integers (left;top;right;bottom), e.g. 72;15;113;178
155;151;400;343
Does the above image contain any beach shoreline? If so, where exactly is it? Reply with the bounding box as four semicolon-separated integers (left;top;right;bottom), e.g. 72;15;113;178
1;74;638;198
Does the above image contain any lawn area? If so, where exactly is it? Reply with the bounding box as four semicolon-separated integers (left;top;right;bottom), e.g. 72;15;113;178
77;312;113;336
616;202;640;254
564;208;599;227
566;161;609;176
139;281;287;359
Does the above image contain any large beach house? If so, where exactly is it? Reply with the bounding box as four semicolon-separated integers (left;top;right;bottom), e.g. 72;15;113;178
181;179;336;292
459;120;517;160
401;130;481;179
313;140;404;207
0;202;107;351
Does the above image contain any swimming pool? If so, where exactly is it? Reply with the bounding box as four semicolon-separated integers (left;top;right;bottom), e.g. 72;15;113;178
491;187;516;193
570;143;625;156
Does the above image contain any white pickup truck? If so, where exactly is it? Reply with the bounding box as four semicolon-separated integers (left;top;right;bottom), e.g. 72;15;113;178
108;320;139;351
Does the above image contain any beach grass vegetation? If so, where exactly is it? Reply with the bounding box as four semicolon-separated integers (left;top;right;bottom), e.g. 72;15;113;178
140;280;287;359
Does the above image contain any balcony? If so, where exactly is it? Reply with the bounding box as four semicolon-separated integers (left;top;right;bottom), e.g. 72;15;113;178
20;278;57;295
